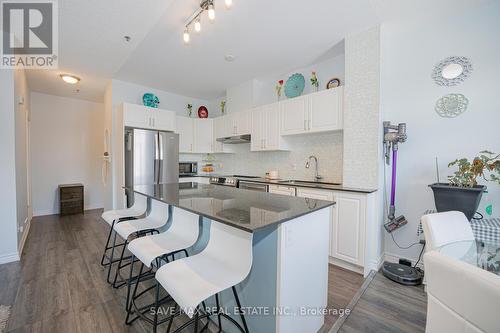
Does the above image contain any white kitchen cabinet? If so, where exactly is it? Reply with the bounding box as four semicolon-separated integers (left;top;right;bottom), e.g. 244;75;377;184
178;177;210;184
296;188;335;257
193;119;214;153
176;116;194;153
213;117;233;153
223;111;251;137
268;185;296;196
280;87;343;135
280;96;309;135
122;103;175;131
153;108;176;131
309;87;343;133
295;187;367;270
331;191;366;267
251;103;289;151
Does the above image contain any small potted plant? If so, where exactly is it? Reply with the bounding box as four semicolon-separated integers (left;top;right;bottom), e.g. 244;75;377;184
187;104;193;117
429;150;499;220
310;71;319;92
275;80;284;101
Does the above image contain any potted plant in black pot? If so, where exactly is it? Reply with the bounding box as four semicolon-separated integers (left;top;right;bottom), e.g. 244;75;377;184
429;151;499;221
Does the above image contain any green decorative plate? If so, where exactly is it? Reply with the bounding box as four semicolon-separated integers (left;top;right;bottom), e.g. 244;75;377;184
284;73;305;98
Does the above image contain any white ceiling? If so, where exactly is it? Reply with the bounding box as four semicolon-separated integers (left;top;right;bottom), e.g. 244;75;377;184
26;0;489;102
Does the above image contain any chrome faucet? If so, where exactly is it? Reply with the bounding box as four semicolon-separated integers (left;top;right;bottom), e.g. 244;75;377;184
305;155;323;181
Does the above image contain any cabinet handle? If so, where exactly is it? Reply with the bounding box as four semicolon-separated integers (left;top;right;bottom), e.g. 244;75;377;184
304;120;307;130
153;117;155;128
308;119;310;130
190;144;193;152
263;138;266;149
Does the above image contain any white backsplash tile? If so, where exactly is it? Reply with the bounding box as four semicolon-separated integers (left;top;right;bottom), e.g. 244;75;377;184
208;131;343;182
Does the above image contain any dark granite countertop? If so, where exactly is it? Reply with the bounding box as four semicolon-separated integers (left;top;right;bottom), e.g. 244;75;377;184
191;174;376;193
128;183;335;233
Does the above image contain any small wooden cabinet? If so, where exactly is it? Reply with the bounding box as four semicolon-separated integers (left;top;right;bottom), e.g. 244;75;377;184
59;184;84;215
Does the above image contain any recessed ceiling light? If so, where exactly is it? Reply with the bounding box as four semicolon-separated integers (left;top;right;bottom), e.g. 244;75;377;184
224;54;235;62
60;74;80;84
124;35;131;42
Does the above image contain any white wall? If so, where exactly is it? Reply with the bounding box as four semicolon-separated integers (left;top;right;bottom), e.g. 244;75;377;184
31;93;104;216
14;68;31;249
0;69;20;263
111;79;209;117
380;1;500;261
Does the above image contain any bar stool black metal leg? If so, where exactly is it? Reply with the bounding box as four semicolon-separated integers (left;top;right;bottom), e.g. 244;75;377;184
126;262;144;324
112;238;128;288
152;282;160;333
125;254;136;311
100;220;115;266
232;286;249;333
193;308;199;333
215;293;222;332
106;231;118;284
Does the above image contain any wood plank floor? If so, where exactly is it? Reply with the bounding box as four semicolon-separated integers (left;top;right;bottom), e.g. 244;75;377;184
337;272;427;333
0;209;365;333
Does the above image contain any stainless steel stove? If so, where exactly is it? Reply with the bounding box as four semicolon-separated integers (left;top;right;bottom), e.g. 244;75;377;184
209;175;260;187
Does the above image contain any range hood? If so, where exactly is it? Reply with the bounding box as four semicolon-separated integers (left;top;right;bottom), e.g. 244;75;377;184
216;134;251;144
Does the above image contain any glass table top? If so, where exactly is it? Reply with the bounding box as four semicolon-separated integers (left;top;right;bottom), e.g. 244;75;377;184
439;240;500;276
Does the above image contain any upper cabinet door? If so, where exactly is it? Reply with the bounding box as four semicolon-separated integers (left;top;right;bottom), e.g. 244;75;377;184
309;87;343;133
250;108;264;151
224;113;236;137
193;119;214;153
280;96;308;135
235;111;251;135
175;116;194;153
263;103;280;150
153;109;176;132
214;116;226;140
123;103;151;128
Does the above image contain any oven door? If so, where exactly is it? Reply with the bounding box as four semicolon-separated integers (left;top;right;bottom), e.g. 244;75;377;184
238;181;268;192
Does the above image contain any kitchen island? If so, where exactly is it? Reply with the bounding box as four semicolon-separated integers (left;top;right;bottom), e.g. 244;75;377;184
128;182;335;333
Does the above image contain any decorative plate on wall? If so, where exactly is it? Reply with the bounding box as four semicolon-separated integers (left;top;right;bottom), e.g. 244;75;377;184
326;78;341;89
198;106;208;118
143;93;160;108
284;73;305;98
435;93;469;118
431;56;472;86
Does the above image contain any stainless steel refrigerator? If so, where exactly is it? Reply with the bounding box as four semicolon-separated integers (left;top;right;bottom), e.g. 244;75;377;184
124;128;179;207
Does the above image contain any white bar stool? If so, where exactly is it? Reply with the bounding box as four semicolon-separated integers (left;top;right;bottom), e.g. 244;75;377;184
100;193;147;267
110;199;169;288
125;207;201;329
155;221;253;333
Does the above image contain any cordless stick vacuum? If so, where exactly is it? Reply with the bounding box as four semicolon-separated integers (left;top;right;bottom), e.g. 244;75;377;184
381;122;423;286
383;121;408;232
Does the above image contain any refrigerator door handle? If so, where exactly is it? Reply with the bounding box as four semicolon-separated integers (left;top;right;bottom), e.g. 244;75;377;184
154;133;159;183
158;133;164;183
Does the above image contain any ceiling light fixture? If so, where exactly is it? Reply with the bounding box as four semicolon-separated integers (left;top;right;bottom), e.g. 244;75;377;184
60;74;80;84
183;28;190;44
207;3;215;21
183;0;234;44
194;17;201;33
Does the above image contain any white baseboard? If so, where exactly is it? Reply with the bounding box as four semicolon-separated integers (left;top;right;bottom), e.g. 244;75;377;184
33;204;104;217
329;256;364;275
0;252;20;264
383;252;425;270
18;218;31;256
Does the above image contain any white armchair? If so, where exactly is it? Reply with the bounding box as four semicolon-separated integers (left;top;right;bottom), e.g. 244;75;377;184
424;251;500;333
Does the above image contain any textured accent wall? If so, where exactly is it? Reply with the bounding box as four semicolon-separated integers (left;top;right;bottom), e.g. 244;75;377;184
342;26;381;189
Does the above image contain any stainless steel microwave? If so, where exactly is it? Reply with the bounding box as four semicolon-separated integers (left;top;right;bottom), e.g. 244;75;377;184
179;161;198;177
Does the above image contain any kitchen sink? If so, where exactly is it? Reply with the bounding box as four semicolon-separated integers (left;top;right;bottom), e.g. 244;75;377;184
277;180;342;188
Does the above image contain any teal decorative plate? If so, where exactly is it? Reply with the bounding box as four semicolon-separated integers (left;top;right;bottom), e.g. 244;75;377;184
143;93;160;108
284;73;305;98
